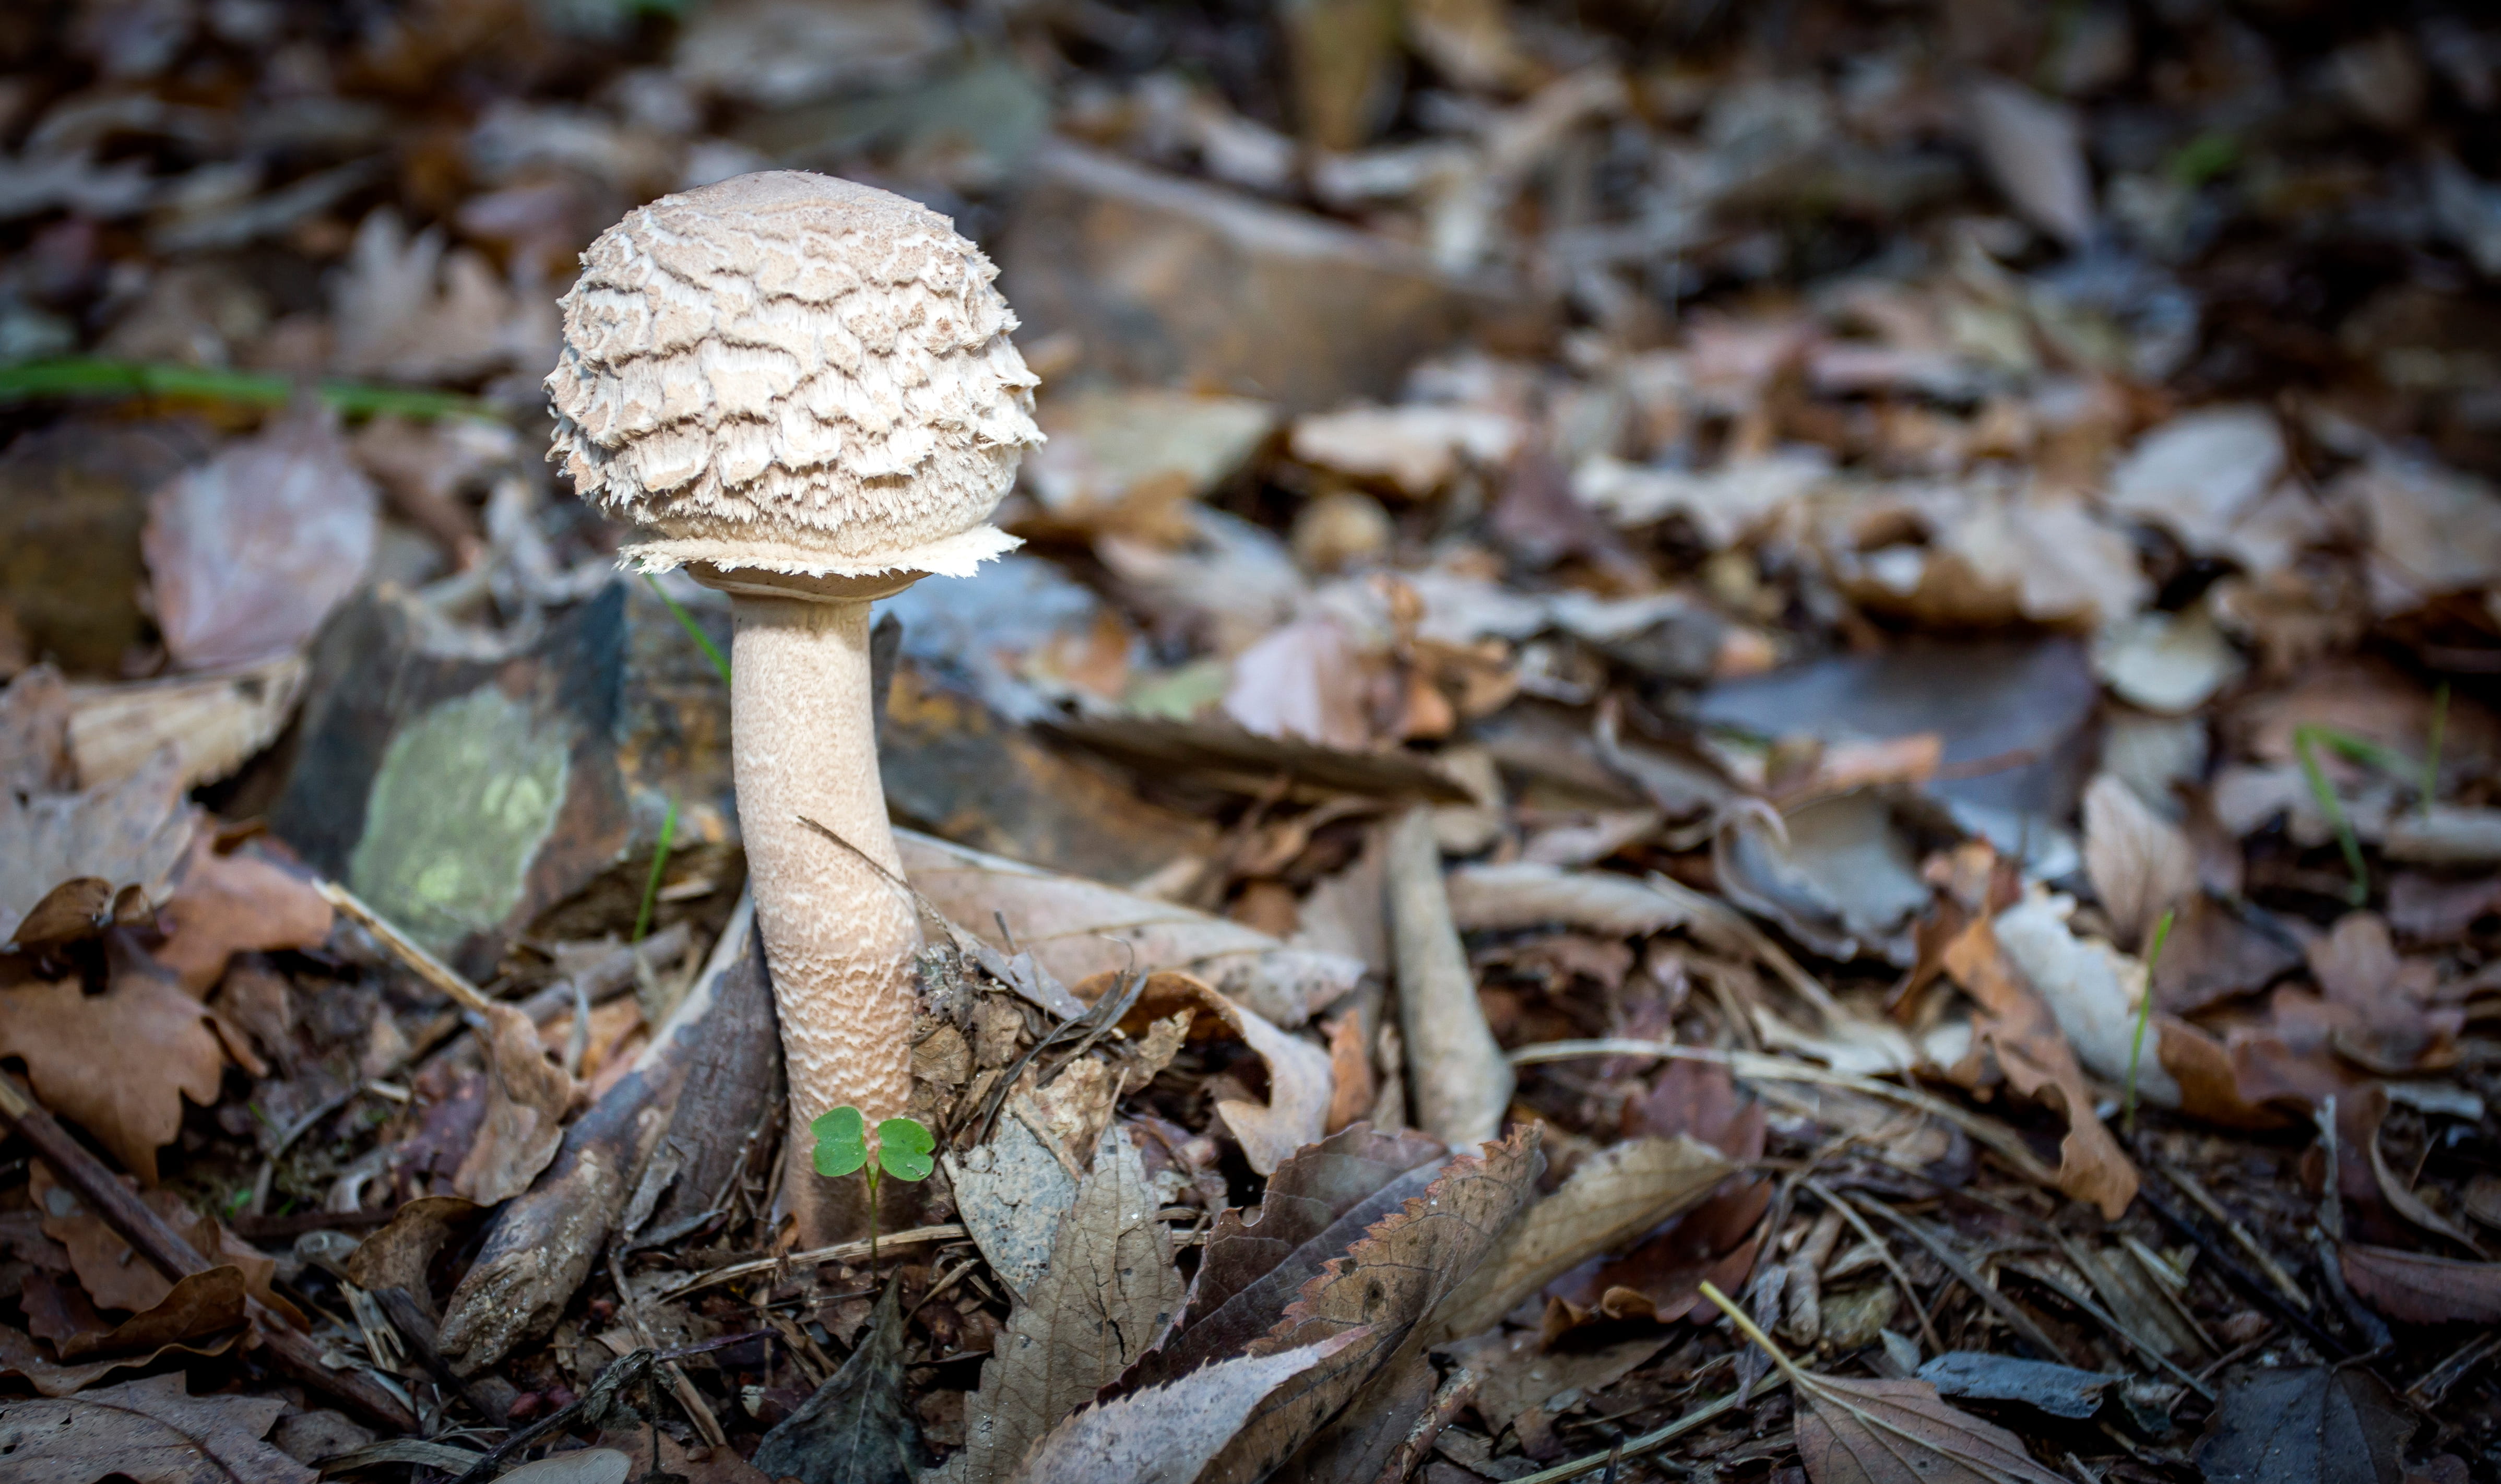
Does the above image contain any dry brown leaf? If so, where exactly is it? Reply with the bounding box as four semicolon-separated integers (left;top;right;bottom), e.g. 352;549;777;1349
340;1195;481;1298
2197;1365;2412;1484
899;829;1362;1028
22;1266;245;1360
2339;1243;2501;1324
1198;1125;1543;1484
0;746;194;946
1111;971;1332;1174
0;1371;316;1484
32;1164;301;1328
450;1003;575;1206
0;663;75;796
2081;775;2197;953
1007;1331;1364;1484
1797;1372;2070;1484
151;836;334;995
0;1320;238;1399
1183;1123;1447;1334
946;1125;1184;1484
0;959;227;1184
1940;916;2137;1219
1426;1134;1734;1346
1387;805;1510;1147
141;406;378;674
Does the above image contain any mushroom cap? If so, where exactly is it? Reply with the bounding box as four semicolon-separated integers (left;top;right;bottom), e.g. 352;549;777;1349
548;171;1041;579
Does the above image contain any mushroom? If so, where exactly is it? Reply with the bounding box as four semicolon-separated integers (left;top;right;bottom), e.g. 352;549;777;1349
548;171;1042;1237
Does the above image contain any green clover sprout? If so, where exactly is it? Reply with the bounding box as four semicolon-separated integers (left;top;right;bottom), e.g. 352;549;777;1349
811;1106;935;1263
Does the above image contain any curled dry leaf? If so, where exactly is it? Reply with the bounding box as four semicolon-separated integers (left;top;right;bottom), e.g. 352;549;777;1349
1386;805;1510;1147
1007;1331;1364;1484
944;1125;1184;1484
449;1002;576;1206
23;1266;245;1361
1426;1133;1733;1346
1111;970;1332;1175
0;1319;239;1400
1197;1125;1544;1484
0;1372;316;1484
2338;1243;2501;1325
2197;1366;2412;1484
1939;915;2137;1219
899;828;1361;1027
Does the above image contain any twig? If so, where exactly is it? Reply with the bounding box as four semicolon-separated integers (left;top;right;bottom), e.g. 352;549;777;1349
318;880;494;1014
1799;1178;1943;1355
2000;1261;2215;1400
2154;1163;2309;1308
1842;1195;2075;1366
654;1224;972;1300
2132;1180;2351;1360
1371;1364;1482;1484
0;1072;418;1432
1510;1040;2064;1192
610;1251;728;1449
1506;1377;1790;1484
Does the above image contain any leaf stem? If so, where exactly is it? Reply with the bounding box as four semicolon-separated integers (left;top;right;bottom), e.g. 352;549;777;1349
2121;908;2176;1138
1697;1279;1800;1382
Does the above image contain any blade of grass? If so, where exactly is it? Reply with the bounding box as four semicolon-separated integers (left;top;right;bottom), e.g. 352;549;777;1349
0;356;495;421
2294;725;2370;907
644;574;730;685
630;797;680;945
2121;908;2176;1138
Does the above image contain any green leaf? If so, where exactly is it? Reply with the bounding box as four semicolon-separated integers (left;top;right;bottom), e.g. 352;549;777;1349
813;1106;868;1179
876;1118;935;1183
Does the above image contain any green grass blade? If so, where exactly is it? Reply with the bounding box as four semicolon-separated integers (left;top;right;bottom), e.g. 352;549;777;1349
2424;684;2449;816
2121;908;2176;1138
630;796;680;944
644;574;731;685
0;356;496;421
2294;725;2370;906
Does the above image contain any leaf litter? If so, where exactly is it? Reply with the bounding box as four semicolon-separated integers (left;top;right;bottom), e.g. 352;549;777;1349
1;1;2500;1481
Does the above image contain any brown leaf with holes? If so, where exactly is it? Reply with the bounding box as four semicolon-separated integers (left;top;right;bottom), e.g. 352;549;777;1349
1196;1125;1544;1484
945;1124;1184;1484
1940;915;2138;1218
1794;1372;2067;1484
0;958;227;1184
2339;1244;2501;1324
0;1371;316;1484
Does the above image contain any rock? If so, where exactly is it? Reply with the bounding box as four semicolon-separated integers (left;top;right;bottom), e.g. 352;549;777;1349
1002;143;1496;413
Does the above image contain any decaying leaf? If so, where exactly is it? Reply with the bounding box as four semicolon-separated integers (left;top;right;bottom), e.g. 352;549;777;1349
1111;970;1333;1174
0;1372;317;1484
1426;1133;1733;1345
1940;915;2138;1218
0;746;194;944
899;829;1362;1028
0;1319;239;1399
1007;1332;1363;1484
1183;1123;1447;1331
65;655;310;796
1197;1125;1543;1484
22;1266;245;1361
945;1125;1184;1484
2338;1243;2501;1325
149;835;334;995
945;1110;1083;1302
2197;1365;2412;1484
752;1278;919;1484
140;405;378;674
2081;774;2196;953
449;1003;576;1206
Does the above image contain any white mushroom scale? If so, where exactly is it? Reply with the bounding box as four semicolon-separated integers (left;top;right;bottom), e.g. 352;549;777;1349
548;171;1043;1238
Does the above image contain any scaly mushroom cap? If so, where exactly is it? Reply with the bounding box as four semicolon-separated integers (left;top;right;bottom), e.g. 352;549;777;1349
548;171;1041;578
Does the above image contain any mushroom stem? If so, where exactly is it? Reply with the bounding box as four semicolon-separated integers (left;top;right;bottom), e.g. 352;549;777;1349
730;593;917;1229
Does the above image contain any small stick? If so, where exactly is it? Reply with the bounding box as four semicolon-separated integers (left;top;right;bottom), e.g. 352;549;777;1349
1844;1194;2076;1367
1506;1376;1790;1484
2156;1163;2309;1308
1800;1178;1945;1355
0;1072;418;1432
1370;1364;1481;1484
318;880;494;1014
656;1223;973;1300
2132;1180;2350;1360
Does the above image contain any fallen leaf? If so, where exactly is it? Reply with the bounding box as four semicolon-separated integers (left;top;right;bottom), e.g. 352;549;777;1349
1965;77;2093;246
339;1195;481;1300
1713;789;1937;966
1426;1134;1733;1345
329;208;539;383
0;746;195;945
2198;1365;2412;1484
946;1108;1083;1301
64;656;310;793
1023;390;1276;544
141;406;378;674
900;829;1362;1028
1795;1372;2068;1484
0;1321;239;1399
32;1165;300;1327
1182;1123;1446;1333
1941;913;2138;1219
2338;1244;2501;1324
1471;1332;1671;1457
2106;407;2285;559
1387;804;1511;1147
1007;1332;1363;1484
150;835;333;995
23;1266;245;1360
1222;615;1376;753
2081;774;2197;953
1197;1126;1543;1484
1111;970;1333;1175
945;1125;1183;1484
0;1372;316;1484
449;1003;575;1206
1;663;75;796
0;956;227;1183
1552;1176;1772;1325
753;1278;919;1484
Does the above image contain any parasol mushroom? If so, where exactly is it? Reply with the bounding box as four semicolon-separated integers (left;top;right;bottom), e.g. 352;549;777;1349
548;171;1042;1238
